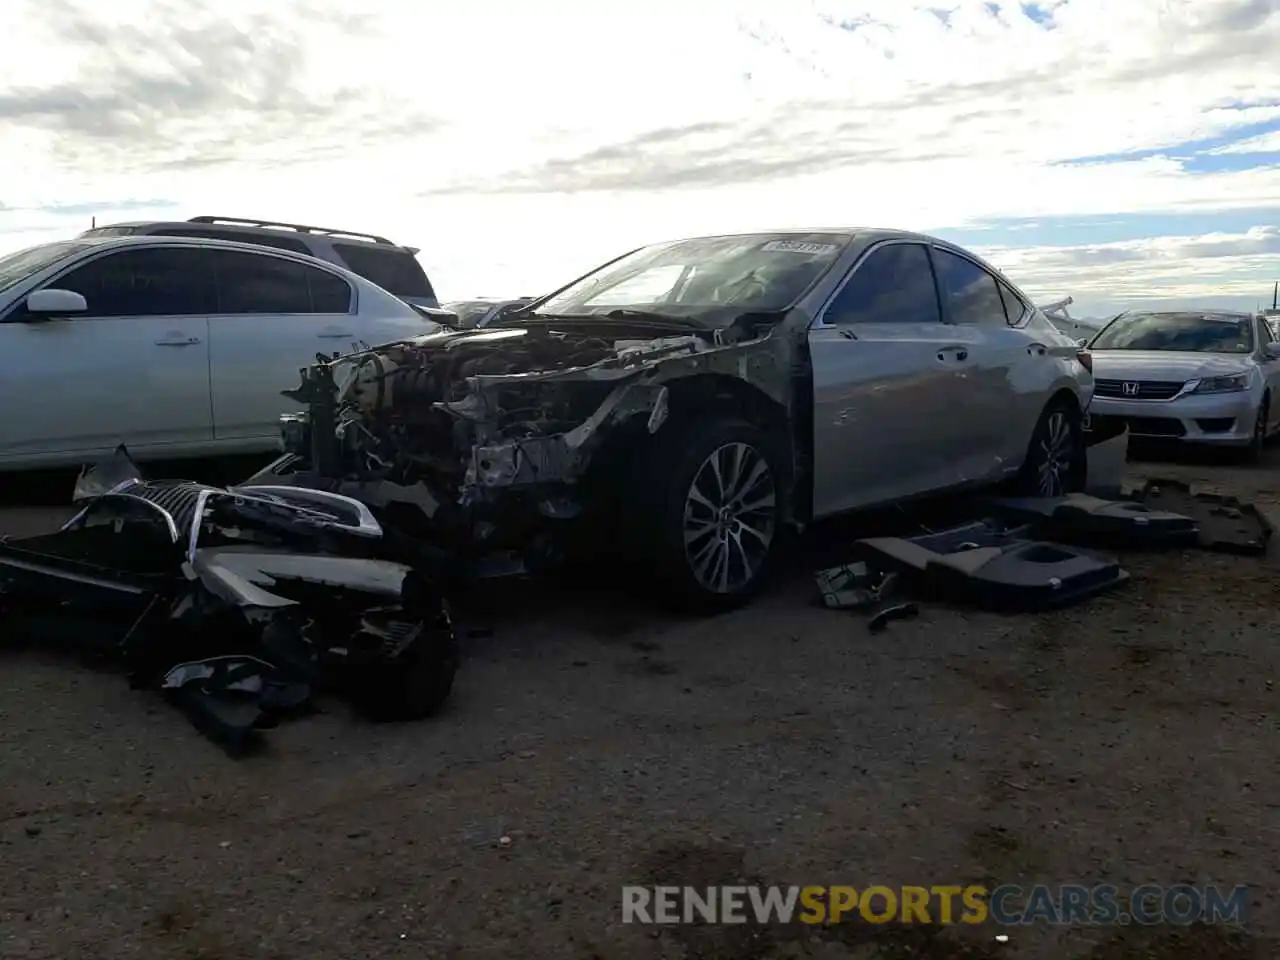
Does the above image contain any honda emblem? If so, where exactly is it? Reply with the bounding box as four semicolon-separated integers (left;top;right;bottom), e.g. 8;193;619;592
1121;381;1140;397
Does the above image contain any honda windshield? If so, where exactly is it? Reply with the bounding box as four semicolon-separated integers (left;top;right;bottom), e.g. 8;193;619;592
0;241;93;295
1090;312;1254;354
527;233;850;327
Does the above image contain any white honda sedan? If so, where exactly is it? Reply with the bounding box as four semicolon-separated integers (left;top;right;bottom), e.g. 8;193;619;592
0;235;441;472
1086;309;1280;459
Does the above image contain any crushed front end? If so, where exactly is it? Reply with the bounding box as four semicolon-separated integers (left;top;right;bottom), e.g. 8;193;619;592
256;323;785;576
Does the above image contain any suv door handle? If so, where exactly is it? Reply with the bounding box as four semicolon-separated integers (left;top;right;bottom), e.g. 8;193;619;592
936;346;969;362
317;327;353;339
154;335;201;346
1027;343;1048;356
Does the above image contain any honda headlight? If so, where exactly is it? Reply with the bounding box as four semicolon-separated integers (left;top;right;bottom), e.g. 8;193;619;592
1191;373;1249;394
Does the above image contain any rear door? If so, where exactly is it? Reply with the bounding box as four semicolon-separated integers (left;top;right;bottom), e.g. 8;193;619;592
930;247;1044;477
808;240;977;517
205;248;357;440
0;246;214;462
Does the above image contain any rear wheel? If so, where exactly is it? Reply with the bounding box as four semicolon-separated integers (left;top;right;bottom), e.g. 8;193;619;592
1015;399;1084;497
624;417;782;612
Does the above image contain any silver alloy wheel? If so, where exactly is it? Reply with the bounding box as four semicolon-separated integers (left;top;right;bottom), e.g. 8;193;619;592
681;441;777;594
1036;410;1074;497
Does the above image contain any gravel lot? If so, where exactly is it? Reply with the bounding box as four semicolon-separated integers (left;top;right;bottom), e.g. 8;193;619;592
0;448;1277;959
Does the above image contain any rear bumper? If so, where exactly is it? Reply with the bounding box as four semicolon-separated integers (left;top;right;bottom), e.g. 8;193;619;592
1087;392;1256;445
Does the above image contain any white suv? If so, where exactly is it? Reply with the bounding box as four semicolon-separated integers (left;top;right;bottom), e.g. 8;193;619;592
0;235;441;471
80;215;440;309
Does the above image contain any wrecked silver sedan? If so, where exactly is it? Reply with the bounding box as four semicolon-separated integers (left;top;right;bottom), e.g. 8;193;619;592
250;229;1095;609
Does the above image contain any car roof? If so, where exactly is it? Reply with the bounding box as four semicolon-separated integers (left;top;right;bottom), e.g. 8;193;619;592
1124;309;1253;320
96;220;408;250
66;234;365;274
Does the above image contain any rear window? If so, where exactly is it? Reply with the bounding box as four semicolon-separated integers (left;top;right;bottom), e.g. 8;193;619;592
332;242;434;299
79;227;139;238
150;227;311;256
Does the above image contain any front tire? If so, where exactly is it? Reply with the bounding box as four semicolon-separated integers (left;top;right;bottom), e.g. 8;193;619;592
624;418;782;613
1015;398;1084;497
1240;394;1269;464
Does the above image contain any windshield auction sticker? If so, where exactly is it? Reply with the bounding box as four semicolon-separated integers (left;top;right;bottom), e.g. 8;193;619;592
760;240;840;255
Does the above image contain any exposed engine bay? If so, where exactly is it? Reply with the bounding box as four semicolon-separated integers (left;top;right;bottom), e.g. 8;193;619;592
259;319;793;575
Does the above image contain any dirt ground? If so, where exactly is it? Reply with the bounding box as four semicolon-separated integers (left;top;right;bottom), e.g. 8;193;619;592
0;446;1277;960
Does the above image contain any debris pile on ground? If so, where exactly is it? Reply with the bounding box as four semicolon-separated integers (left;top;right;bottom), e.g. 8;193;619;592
0;446;459;756
1132;478;1274;554
813;485;1273;626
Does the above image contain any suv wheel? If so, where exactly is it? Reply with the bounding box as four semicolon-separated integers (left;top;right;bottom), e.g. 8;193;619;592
625;418;782;612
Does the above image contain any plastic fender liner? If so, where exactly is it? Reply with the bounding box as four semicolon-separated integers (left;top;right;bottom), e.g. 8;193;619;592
855;521;1130;612
1134;479;1275;555
984;493;1198;547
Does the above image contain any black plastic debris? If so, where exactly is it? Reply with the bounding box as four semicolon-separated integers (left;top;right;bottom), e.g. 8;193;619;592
0;445;460;756
1133;479;1274;555
814;561;879;610
855;520;1129;612
984;493;1198;547
813;563;920;630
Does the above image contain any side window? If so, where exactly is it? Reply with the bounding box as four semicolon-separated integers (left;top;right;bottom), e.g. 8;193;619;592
933;249;1007;327
824;243;940;325
151;227;312;256
1256;318;1273;345
50;247;217;317
997;279;1025;324
211;250;352;314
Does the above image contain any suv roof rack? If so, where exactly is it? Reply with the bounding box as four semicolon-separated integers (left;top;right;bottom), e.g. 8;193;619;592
187;216;394;246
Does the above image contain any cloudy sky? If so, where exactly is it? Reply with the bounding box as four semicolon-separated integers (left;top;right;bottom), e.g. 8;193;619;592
2;0;1279;318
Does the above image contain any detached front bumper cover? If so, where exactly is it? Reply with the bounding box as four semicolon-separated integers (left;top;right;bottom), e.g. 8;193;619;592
0;446;460;756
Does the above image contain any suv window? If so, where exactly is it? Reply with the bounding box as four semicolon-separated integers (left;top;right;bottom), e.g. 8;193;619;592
1257;317;1274;345
934;249;1006;326
997;279;1025;323
150;227;312;256
824;242;940;325
50;247;217;317
332;242;434;299
210;249;352;314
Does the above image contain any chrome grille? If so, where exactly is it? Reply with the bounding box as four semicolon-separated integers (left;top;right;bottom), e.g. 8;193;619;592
1094;379;1185;400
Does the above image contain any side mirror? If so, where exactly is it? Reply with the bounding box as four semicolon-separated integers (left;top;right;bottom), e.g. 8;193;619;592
1265;342;1280;360
24;288;87;319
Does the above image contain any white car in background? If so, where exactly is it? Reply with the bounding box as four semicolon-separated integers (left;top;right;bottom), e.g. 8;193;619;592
0;235;441;471
1086;309;1280;460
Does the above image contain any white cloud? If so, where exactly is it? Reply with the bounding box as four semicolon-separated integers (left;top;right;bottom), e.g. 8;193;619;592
978;226;1280;315
1;0;1279;302
1211;129;1280;154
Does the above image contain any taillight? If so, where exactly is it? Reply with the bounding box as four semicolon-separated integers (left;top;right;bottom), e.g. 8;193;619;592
1076;349;1093;373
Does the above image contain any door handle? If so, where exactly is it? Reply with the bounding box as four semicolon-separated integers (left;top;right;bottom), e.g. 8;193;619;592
936;346;969;362
317;328;353;339
1027;343;1048;356
154;336;201;346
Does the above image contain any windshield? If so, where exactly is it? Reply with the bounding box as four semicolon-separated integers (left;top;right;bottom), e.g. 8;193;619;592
1090;312;1255;354
0;241;93;295
532;232;849;326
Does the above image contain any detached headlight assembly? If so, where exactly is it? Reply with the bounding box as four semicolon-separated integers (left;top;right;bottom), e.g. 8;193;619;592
1191;373;1250;394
